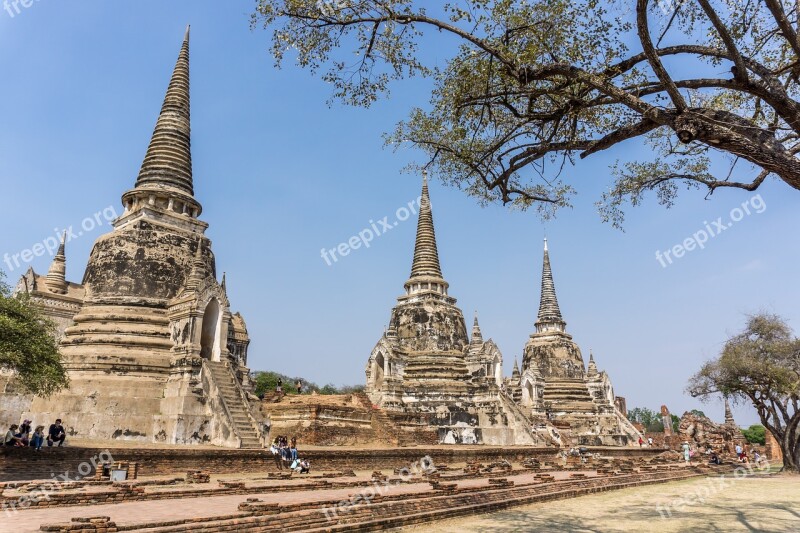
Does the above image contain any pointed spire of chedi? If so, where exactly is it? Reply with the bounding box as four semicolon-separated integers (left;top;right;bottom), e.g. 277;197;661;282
468;311;484;355
405;171;449;296
535;238;566;333
471;311;483;344
135;25;193;196
45;232;68;294
185;237;205;290
724;397;735;426
587;350;598;377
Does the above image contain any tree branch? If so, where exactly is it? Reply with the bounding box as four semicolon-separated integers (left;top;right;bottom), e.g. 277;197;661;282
696;0;750;83
764;0;800;58
636;0;687;111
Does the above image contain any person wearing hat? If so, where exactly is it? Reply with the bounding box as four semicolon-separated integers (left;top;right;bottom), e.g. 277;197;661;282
30;425;45;450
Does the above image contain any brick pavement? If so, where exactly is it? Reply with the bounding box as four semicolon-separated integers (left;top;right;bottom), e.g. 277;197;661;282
2;470;592;532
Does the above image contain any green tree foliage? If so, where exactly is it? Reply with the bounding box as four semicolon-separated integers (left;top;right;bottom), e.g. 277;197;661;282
628;407;681;433
252;370;364;397
689;313;800;473
0;271;68;396
690;409;707;418
628;407;663;432
742;424;767;445
254;0;800;228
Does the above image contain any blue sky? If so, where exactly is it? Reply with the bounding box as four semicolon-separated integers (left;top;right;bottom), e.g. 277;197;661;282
1;1;797;427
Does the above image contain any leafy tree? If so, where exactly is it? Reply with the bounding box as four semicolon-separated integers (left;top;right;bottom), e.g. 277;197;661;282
629;407;682;432
671;413;680;433
338;384;366;394
0;271;68;396
688;313;800;473
627;407;663;432
254;0;800;227
319;383;339;395
251;370;363;397
742;424;767;445
690;409;707;418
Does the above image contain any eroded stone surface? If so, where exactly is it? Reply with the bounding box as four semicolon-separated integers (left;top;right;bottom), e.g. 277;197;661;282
0;29;261;449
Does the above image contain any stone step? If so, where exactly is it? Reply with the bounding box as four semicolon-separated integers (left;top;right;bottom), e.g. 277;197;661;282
204;361;261;449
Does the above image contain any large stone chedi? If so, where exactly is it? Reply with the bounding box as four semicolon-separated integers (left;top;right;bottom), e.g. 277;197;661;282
365;176;555;446
1;29;262;448
516;240;641;445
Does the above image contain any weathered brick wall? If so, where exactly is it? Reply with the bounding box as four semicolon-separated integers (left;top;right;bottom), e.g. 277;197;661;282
0;445;662;482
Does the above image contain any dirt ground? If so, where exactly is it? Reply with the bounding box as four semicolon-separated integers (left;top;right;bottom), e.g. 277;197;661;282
407;473;800;533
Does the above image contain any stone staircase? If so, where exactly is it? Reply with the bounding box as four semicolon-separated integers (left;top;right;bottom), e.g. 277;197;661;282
402;353;471;385
205;360;262;448
498;391;555;446
543;379;596;412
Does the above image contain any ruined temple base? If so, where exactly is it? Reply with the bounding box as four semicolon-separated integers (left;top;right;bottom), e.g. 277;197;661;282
0;442;665;482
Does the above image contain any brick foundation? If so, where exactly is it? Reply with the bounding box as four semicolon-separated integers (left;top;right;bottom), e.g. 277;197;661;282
0;445;661;482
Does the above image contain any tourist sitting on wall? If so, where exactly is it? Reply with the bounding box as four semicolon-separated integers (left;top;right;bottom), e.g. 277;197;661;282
290;436;298;461
270;438;283;470
47;419;66;447
280;437;291;462
18;419;32;446
298;459;310;474
4;425;25;447
30;425;45;450
708;452;722;465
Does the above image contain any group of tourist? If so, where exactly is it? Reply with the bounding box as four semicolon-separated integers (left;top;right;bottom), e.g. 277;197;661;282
270;435;310;473
258;379;303;401
4;418;66;449
735;444;763;465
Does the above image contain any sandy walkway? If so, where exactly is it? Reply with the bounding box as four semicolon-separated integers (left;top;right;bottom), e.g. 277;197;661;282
407;474;800;533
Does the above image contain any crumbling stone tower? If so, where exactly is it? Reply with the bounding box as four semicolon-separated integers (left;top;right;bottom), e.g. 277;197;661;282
1;28;261;447
365;176;556;446
519;240;642;445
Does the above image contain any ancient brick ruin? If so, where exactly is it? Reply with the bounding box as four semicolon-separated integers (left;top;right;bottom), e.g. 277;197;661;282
0;28;262;447
364;176;640;446
677;399;747;456
508;240;641;445
2;28;640;451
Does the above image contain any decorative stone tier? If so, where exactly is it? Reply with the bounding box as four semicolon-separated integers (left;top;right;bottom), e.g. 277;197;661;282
543;379;597;412
523;332;585;380
389;296;468;353
401;352;471;385
81;220;210;300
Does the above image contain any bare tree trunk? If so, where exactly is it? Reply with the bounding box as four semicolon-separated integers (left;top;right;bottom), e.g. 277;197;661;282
782;433;800;473
775;415;800;473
